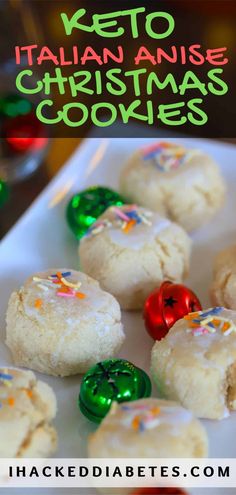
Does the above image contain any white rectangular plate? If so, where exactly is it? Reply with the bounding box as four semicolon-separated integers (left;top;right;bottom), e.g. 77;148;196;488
1;138;236;495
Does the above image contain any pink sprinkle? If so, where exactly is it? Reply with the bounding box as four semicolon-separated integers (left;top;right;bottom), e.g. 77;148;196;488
112;207;130;222
57;291;76;298
192;326;210;336
171;159;180;169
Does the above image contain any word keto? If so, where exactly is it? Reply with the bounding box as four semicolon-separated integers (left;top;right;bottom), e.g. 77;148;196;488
61;7;174;39
15;44;228;67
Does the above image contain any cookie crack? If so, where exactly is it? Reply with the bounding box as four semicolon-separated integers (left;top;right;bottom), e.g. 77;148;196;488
16;420;49;457
226;361;236;411
217;271;233;308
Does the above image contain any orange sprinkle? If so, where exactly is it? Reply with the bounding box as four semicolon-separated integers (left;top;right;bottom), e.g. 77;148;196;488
160;142;173;148
8;397;15;407
21;388;33;398
175;151;185;158
34;298;43;310
185;321;201;328
123;219;136;234
132;416;140;430
57;286;69;294
222;321;230;332
76;292;86;299
151;406;161;415
212;319;221;327
184;312;200;320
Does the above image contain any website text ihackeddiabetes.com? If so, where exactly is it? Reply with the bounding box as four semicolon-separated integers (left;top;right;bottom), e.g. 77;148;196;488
8;463;229;479
1;459;235;489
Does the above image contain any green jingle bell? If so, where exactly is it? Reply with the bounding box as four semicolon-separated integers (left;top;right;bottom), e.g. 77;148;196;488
66;186;125;239
0;94;32;118
79;359;152;423
0;179;9;207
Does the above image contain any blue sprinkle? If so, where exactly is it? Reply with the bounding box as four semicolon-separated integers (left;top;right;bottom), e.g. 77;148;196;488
211;307;223;314
200;307;223;318
139;421;145;432
156;165;166;172
61;271;71;278
143;149;162;161
84;226;93;236
126;211;142;224
208;322;216;328
0;372;13;381
51;271;71;279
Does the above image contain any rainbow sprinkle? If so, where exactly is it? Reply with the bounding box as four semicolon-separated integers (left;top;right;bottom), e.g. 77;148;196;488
34;298;43;310
0;395;25;410
0;373;34;411
86;206;152;237
141;142;188;172
0;372;13;386
8;397;15;407
184;307;236;336
86;219;112;236
121;404;161;432
0;371;14;409
22;388;33;399
33;271;86;300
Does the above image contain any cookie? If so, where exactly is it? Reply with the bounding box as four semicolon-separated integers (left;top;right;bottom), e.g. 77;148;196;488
6;269;124;376
211;245;236;309
79;205;191;310
151;307;236;419
0;367;57;457
88;398;208;458
120;141;226;232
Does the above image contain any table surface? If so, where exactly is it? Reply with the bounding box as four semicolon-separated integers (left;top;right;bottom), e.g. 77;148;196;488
0;138;235;241
1;137;236;495
0;138;80;240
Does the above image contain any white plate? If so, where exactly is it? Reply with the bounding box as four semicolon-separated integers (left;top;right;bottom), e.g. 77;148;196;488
1;137;236;495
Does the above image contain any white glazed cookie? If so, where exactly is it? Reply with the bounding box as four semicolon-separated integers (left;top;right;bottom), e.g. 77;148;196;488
88;398;208;458
151;307;236;420
6;269;124;376
211;245;236;309
0;367;57;457
120;141;226;232
79;205;191;310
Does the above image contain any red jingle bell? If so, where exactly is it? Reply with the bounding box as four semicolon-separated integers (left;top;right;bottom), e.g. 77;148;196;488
4;113;47;153
131;487;188;495
144;281;202;341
